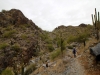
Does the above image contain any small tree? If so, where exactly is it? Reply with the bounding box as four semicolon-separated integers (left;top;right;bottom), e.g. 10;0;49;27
67;32;90;47
77;33;89;46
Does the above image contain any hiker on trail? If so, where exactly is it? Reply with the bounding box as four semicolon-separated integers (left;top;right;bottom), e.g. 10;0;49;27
73;47;77;57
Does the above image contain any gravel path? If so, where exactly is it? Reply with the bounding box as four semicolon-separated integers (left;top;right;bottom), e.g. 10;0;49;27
31;55;86;75
63;57;85;75
30;47;87;75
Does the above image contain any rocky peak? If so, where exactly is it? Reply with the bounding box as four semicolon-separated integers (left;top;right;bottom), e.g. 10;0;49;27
0;9;34;27
79;23;87;27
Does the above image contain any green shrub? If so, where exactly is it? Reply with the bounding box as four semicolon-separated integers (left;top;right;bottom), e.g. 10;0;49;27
61;39;66;50
40;33;49;41
67;45;73;49
20;34;28;40
47;44;54;52
5;25;13;31
50;49;61;60
87;24;93;30
67;36;77;44
45;38;52;44
0;43;9;50
57;38;61;47
20;24;30;29
72;44;77;47
24;64;36;75
76;32;89;43
23;24;30;28
1;67;14;75
2;9;7;13
11;44;20;52
3;30;16;38
67;32;90;44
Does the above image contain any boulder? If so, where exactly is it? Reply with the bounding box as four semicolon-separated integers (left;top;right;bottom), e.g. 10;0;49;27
90;43;100;63
90;43;100;56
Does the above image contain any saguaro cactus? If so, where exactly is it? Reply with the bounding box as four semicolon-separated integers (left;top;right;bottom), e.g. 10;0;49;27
91;8;100;40
60;31;65;57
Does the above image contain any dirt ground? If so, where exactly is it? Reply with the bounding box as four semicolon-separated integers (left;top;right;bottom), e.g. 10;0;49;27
78;38;100;75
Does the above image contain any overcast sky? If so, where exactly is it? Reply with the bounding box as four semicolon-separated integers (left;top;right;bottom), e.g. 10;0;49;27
0;0;100;31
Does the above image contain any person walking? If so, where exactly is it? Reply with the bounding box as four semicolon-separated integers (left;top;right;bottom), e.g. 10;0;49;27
73;47;77;57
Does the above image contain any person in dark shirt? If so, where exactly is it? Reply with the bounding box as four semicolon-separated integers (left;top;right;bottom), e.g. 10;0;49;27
73;47;77;57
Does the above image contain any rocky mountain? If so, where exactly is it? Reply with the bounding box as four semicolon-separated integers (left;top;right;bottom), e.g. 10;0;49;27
0;9;45;71
0;9;39;29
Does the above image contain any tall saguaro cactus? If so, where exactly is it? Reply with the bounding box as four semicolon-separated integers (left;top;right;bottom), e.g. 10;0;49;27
60;32;63;56
91;8;100;40
60;31;65;57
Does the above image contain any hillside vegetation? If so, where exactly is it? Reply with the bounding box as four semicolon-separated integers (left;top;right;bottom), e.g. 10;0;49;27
0;8;100;75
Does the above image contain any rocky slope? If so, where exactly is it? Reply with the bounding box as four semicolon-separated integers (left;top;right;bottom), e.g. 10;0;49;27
0;9;45;72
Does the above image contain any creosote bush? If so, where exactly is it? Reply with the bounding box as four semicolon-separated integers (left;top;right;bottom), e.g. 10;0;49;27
50;49;61;60
2;30;16;38
4;25;13;31
20;34;28;40
47;44;54;52
24;63;36;75
40;32;49;41
67;32;90;44
67;45;73;49
2;9;7;13
11;44;20;52
0;43;9;50
1;67;14;75
67;36;77;44
45;38;52;44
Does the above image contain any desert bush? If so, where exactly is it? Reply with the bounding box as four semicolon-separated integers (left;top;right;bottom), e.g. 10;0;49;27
57;38;61;47
67;32;90;45
40;32;49;41
61;39;66;50
11;44;20;52
0;43;9;50
45;38;52;44
23;24;30;28
5;25;13;31
19;24;30;29
50;49;61;60
87;24;93;30
67;36;77;44
24;64;36;75
67;45;73;49
47;44;54;52
20;25;26;30
3;30;16;38
2;9;7;13
20;34;28;40
1;67;14;75
52;38;57;44
77;32;89;43
72;44;77;47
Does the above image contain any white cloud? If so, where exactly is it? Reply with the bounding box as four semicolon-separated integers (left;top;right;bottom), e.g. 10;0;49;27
0;0;100;31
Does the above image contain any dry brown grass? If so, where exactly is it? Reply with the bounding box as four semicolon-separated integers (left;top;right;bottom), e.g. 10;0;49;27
50;59;65;73
78;37;100;75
